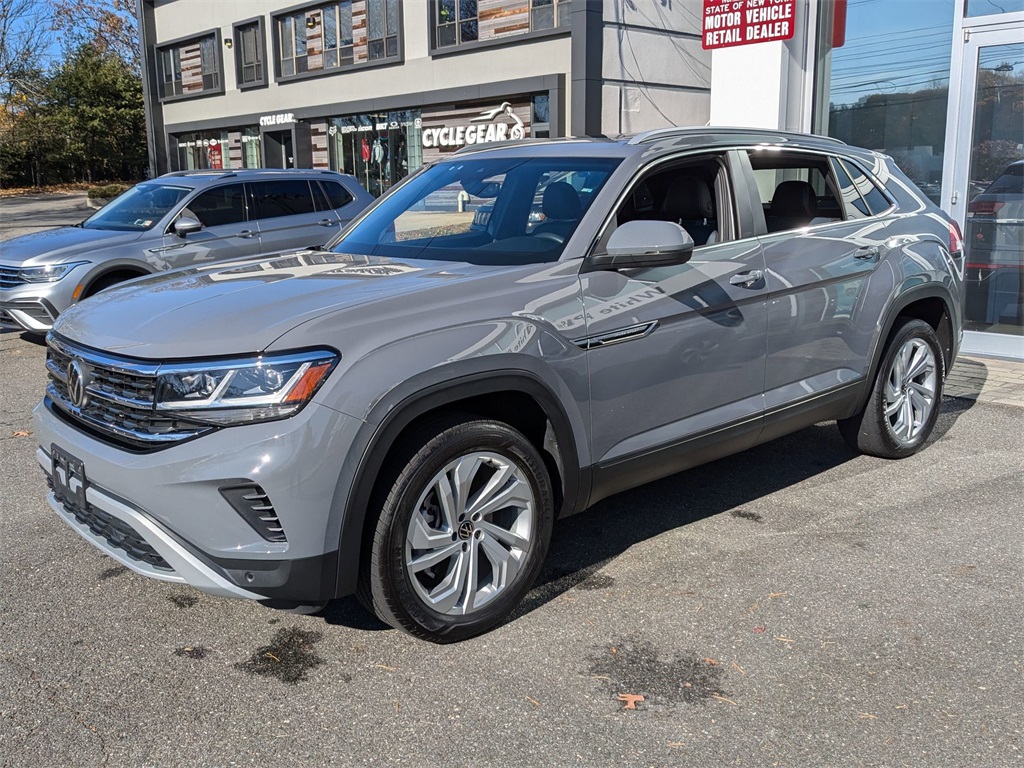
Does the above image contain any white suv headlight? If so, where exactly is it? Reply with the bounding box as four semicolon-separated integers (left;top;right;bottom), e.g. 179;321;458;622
154;349;339;425
20;262;89;283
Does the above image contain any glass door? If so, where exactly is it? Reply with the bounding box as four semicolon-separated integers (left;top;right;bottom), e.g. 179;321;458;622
950;27;1024;356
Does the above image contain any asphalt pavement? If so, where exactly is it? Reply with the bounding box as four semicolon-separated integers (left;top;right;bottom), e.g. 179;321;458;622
0;195;1022;767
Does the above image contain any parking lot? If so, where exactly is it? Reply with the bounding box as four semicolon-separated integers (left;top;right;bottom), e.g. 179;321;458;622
1;196;1022;767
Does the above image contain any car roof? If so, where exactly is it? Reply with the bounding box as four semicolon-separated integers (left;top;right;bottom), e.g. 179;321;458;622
451;126;851;160
147;168;357;189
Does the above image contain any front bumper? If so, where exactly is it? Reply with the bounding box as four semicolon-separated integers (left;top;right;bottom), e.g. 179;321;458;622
34;396;364;603
0;262;89;332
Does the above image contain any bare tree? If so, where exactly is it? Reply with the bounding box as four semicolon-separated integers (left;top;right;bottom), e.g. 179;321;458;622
0;0;53;100
51;0;138;70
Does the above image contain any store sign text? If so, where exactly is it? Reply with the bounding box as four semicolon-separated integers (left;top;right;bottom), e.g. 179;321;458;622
422;102;527;149
701;0;795;50
259;112;295;127
423;122;513;148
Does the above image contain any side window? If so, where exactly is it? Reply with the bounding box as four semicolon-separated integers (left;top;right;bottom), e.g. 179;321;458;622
181;184;247;228
320;181;355;210
250;180;318;219
747;152;843;233
608;155;730;248
830;158;871;219
837;159;891;216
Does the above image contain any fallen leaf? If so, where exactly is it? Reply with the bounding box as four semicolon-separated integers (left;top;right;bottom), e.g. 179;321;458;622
703;657;719;666
768;591;789;599
11;430;31;438
753;625;767;634
611;646;617;654
616;693;645;710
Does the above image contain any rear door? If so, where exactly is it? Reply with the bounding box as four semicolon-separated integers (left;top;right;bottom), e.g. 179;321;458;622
580;150;769;495
741;149;897;421
318;179;365;228
152;182;259;269
250;178;337;254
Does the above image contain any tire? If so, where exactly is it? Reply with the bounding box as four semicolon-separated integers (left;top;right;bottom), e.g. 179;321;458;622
82;274;128;299
838;318;944;459
360;415;554;643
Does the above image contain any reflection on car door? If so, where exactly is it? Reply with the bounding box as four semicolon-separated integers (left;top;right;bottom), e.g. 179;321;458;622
741;150;896;424
580;153;769;498
250;179;339;254
150;183;259;270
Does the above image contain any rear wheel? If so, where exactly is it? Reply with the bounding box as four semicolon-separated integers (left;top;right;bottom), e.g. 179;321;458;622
360;416;554;643
838;318;944;458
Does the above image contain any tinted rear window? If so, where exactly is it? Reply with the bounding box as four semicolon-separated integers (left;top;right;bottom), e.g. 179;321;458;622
250;180;317;219
182;184;247;227
985;165;1024;195
321;181;355;209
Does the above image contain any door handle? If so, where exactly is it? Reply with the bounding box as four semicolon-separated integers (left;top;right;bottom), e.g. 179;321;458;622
318;219;339;227
235;230;256;239
729;270;764;287
854;246;879;260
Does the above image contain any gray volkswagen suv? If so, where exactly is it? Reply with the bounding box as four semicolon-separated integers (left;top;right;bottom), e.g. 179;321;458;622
0;168;372;333
34;128;965;643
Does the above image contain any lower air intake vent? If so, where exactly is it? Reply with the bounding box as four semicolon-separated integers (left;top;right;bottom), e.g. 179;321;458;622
220;483;287;543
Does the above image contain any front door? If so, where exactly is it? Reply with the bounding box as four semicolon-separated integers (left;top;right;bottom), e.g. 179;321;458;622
150;183;260;270
581;152;768;497
263;130;295;169
948;27;1024;356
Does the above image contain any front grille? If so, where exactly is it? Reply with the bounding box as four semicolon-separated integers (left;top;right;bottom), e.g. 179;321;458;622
46;334;211;450
0;265;23;289
47;475;172;571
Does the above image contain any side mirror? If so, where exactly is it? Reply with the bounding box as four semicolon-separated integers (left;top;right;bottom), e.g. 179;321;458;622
173;216;203;238
586;220;695;271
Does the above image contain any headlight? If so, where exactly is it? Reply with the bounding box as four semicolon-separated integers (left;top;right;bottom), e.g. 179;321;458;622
19;262;89;283
154;349;338;426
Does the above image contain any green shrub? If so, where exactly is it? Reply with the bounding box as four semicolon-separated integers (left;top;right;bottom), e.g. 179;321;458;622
88;183;131;200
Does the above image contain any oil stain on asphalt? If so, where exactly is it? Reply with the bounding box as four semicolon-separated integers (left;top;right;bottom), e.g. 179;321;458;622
588;638;727;708
167;592;199;609
98;565;128;580
174;646;210;660
235;627;326;685
730;508;763;523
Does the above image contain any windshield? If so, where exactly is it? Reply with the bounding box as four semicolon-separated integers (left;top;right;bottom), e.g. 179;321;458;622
82;183;191;231
330;156;621;265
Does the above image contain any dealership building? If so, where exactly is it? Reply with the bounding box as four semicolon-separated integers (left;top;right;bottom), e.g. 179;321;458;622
137;0;1022;357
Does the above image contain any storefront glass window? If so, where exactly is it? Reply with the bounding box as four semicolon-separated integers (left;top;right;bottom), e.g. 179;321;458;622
174;127;261;171
815;0;955;204
966;0;1024;15
327;110;422;197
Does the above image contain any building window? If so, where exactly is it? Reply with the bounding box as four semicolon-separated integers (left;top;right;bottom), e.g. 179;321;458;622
434;0;569;49
235;21;265;86
174;127;261;171
275;1;400;78
158;33;221;99
813;0;954;205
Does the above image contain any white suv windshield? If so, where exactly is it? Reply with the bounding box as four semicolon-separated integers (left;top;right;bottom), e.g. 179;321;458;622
82;183;191;232
331;156;620;265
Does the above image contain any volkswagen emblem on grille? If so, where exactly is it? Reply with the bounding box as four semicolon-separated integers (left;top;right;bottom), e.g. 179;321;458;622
67;359;90;408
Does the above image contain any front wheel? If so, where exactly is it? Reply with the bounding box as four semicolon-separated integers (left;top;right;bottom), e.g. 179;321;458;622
838;318;944;459
361;416;554;643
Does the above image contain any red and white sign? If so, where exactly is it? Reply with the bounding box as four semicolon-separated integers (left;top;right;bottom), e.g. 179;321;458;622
207;145;223;170
702;0;796;50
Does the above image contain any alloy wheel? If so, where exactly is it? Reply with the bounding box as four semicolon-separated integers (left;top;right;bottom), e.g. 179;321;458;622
884;338;938;444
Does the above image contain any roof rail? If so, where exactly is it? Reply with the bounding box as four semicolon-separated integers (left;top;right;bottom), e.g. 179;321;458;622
161;170;237;178
626;126;846;146
452;137;605;156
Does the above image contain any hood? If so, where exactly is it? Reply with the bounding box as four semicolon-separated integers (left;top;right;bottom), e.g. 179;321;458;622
53;250;506;359
0;226;145;266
